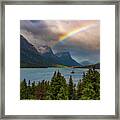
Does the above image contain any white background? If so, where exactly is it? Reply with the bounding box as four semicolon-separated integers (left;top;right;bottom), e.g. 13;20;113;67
5;5;115;115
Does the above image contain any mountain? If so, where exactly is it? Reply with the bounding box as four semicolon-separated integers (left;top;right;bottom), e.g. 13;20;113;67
80;60;91;66
20;35;81;67
20;35;50;67
39;45;63;65
55;52;81;66
94;63;100;69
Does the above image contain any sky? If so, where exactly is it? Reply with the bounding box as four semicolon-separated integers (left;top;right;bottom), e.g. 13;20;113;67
20;20;100;64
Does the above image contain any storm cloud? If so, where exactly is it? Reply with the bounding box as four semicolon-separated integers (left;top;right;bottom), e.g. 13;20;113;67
20;20;100;63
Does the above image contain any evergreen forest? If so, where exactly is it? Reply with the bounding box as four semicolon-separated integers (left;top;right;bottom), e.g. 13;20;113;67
20;68;100;100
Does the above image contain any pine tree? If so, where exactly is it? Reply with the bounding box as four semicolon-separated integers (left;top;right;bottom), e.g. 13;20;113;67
31;81;36;99
68;75;74;100
20;79;27;99
48;71;68;100
73;84;77;100
52;71;57;79
80;69;100;100
27;80;32;99
77;79;82;99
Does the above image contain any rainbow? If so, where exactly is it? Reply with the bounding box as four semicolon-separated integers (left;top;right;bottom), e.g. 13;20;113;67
59;24;96;41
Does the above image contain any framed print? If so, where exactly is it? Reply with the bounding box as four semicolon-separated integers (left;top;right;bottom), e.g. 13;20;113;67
0;0;119;119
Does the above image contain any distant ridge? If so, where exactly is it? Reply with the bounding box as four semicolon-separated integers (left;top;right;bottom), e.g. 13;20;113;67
80;63;100;69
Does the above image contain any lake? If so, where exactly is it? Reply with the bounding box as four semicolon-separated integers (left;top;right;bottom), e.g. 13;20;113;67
20;68;91;84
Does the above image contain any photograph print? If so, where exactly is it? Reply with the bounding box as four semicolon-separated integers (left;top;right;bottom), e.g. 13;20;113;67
20;20;100;100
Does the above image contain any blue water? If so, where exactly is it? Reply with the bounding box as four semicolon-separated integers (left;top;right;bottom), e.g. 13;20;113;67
20;68;89;84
